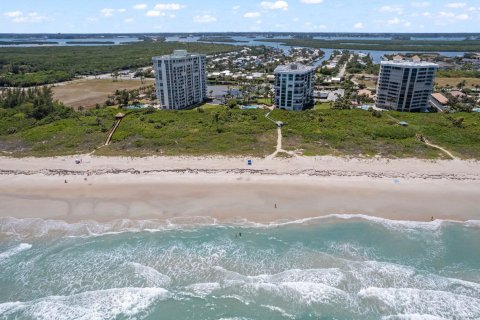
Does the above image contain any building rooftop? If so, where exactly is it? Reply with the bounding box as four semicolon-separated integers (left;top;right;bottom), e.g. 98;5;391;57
381;60;439;68
153;50;205;60
274;63;315;74
450;90;466;98
431;93;449;105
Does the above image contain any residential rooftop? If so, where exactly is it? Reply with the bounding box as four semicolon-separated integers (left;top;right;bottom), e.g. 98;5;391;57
274;63;315;74
431;93;449;105
381;60;439;68
153;50;205;60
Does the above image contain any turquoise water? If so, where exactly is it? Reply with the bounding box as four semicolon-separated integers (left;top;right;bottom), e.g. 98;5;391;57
126;104;149;110
0;215;479;319
241;106;260;110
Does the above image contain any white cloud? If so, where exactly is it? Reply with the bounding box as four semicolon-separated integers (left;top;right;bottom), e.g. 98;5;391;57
100;8;115;17
153;3;185;11
4;11;49;23
436;11;470;20
244;12;261;18
404;21;412;27
411;2;430;7
146;3;185;16
194;14;217;23
4;11;22;18
446;2;466;8
300;0;323;4
353;22;364;29
304;22;326;29
133;4;148;10
146;10;165;17
260;1;288;10
388;17;401;25
456;13;469;19
379;5;403;14
124;18;134;23
233;5;241;10
117;9;127;13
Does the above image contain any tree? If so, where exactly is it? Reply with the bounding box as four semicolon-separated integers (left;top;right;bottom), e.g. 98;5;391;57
457;80;467;90
227;99;238;109
212;111;220;131
112;71;119;82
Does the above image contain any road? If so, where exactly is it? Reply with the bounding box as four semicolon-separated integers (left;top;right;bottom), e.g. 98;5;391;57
337;54;353;79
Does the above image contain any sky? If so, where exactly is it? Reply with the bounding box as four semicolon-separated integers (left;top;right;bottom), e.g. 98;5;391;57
1;0;479;33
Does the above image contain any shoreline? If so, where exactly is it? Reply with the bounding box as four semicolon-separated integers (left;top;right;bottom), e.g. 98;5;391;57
1;155;480;223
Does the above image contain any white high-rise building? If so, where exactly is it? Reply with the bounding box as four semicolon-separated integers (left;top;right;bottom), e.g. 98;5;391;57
274;63;315;111
153;50;207;110
376;60;438;112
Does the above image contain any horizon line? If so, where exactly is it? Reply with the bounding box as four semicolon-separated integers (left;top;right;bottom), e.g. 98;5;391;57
1;32;480;35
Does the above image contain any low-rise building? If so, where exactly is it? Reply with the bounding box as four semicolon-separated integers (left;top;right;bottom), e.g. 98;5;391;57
430;93;449;112
450;90;466;100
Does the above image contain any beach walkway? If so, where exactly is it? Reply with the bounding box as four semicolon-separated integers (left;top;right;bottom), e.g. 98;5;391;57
105;113;125;146
417;134;457;160
265;111;298;159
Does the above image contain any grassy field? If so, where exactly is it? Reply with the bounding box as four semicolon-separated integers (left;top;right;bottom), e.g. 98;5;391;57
436;77;480;89
313;102;331;110
52;79;155;109
256;98;273;105
1;106;479;159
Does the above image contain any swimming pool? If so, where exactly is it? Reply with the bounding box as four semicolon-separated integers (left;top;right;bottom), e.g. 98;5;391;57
241;105;259;110
126;104;149;110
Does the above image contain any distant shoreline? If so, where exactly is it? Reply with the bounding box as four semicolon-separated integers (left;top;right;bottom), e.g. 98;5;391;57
1;155;479;223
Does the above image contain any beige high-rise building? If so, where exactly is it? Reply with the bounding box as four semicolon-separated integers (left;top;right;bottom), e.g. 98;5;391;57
153;50;207;110
376;60;438;112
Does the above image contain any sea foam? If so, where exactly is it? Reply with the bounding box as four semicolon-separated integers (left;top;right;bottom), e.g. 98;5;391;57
0;287;168;320
359;287;480;319
0;243;32;262
1;215;479;240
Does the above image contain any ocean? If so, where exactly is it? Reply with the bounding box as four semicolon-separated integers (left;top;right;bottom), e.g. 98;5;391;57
0;215;479;320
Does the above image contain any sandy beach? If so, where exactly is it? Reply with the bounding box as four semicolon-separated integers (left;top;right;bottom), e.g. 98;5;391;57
1;155;480;223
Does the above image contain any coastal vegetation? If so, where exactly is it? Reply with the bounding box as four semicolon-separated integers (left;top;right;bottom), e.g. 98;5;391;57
346;54;379;75
0;41;237;87
436;77;480;90
255;38;480;52
1;99;479;159
436;70;480;78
